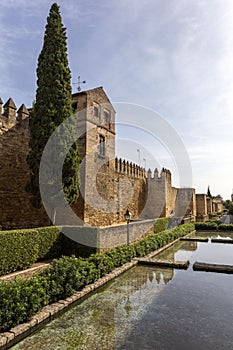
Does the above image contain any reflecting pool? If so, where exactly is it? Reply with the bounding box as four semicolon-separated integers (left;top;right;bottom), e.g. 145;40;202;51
12;233;233;350
152;238;233;265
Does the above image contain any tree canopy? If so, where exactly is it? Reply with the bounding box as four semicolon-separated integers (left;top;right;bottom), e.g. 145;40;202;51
27;3;80;213
207;186;212;198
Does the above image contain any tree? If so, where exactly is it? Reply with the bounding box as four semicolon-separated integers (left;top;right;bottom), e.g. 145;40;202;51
27;3;80;221
223;199;232;210
207;186;212;198
228;204;233;215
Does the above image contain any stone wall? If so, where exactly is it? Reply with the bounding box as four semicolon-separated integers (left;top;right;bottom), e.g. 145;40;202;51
0;99;49;229
0;89;223;230
98;219;155;250
196;194;208;222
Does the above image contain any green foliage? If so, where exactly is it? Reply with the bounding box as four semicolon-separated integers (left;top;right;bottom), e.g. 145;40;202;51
41;256;98;302
223;199;232;210
154;218;169;233
0;229;39;275
228;204;233;215
88;254;114;278
0;226;99;276
218;224;233;231
0;276;49;331
27;3;80;208
0;223;194;332
195;222;218;230
195;221;233;231
207;186;212;198
0;227;62;275
36;227;63;260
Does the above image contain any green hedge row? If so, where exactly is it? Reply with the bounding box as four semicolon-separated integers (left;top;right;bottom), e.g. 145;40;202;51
195;222;218;230
0;227;62;276
1;218;170;277
218;224;233;231
0;227;98;276
0;223;194;332
195;222;233;231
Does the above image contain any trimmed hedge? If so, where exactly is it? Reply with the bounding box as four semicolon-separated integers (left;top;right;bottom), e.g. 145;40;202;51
154;218;169;233
195;222;218;230
0;227;62;276
195;222;233;231
0;223;194;332
0;227;98;276
218;224;233;231
0;217;172;277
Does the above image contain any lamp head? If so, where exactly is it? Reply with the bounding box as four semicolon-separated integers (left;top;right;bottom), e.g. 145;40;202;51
124;209;131;222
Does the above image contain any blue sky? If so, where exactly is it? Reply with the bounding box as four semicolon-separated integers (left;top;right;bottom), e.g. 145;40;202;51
0;0;233;199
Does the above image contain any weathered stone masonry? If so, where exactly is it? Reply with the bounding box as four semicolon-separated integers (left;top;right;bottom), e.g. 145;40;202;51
0;87;223;230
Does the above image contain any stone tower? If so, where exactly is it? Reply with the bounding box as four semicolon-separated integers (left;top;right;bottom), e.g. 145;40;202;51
71;87;117;225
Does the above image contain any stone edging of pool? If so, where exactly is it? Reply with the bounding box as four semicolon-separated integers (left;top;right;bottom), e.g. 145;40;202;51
0;230;196;350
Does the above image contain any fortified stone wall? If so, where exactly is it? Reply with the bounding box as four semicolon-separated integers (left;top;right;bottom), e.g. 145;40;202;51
196;194;208;222
0;98;49;229
141;168;196;221
0;88;223;230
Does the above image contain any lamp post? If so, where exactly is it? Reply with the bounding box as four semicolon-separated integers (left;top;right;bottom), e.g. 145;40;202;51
189;210;192;223
124;209;131;244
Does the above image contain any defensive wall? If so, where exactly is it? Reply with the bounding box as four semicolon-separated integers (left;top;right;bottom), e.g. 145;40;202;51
0;88;224;231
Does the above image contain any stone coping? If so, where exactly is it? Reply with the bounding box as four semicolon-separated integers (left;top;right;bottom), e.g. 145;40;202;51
0;261;52;283
0;260;138;349
0;230;196;349
193;261;233;274
180;237;209;242
137;259;190;269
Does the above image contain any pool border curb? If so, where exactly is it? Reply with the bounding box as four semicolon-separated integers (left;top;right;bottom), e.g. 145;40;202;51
0;230;196;349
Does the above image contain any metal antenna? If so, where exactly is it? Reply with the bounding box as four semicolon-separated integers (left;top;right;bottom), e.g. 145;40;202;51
72;76;86;91
77;76;86;92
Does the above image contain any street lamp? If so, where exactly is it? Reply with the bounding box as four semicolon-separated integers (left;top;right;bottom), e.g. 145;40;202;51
189;210;192;223
124;209;131;244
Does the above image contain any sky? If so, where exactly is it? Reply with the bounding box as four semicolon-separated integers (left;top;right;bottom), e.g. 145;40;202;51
0;0;233;199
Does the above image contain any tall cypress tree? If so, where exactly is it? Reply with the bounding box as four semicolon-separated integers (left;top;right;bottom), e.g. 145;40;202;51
27;3;80;217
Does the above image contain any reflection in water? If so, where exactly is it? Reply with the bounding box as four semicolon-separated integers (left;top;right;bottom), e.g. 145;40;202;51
194;230;233;240
152;240;198;262
12;233;233;350
12;266;170;350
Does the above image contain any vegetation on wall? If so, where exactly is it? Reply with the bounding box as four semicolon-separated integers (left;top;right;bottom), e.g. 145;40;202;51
0;223;194;332
26;3;80;216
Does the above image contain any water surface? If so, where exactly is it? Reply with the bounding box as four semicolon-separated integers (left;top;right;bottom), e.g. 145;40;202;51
12;232;233;350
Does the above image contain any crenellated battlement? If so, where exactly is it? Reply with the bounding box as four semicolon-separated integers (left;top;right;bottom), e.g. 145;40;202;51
0;97;29;130
146;167;171;181
0;87;222;229
115;157;146;178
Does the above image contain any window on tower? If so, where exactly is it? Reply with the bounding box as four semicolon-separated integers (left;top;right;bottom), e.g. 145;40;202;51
99;135;105;156
104;109;111;129
94;105;99;118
